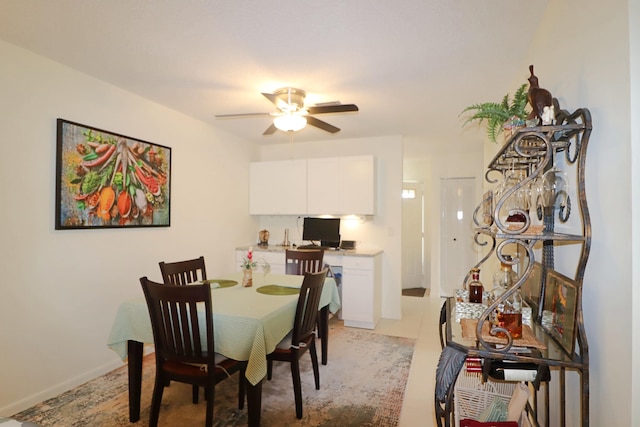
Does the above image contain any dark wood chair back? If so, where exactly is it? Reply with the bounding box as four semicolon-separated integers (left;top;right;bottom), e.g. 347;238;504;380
159;256;207;285
285;249;324;275
141;276;214;366
291;269;327;347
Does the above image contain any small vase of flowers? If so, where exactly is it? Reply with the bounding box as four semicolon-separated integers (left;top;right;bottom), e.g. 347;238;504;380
241;247;256;287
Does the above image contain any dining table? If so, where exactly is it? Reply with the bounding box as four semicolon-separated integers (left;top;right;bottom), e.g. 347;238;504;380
107;271;340;427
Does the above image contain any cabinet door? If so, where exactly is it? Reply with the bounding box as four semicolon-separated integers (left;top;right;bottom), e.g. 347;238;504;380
249;160;307;215
342;268;374;326
340;155;375;215
306;155;375;215
341;255;380;329
307;158;341;214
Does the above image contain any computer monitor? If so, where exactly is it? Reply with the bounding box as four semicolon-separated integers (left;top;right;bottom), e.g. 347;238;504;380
302;217;340;247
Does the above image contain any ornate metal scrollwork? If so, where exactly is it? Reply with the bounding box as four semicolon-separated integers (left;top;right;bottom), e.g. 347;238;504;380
475;239;535;353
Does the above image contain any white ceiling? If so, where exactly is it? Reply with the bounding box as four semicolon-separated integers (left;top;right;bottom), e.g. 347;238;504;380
0;1;548;147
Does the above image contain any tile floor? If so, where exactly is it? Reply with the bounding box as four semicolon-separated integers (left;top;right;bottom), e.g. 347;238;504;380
368;294;444;427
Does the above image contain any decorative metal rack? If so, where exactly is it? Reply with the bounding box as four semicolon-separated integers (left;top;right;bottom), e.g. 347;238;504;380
435;103;592;427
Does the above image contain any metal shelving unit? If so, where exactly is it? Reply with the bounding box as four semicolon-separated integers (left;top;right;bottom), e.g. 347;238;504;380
435;104;592;427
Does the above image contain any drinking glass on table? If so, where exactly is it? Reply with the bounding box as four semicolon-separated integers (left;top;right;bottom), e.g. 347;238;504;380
261;260;271;284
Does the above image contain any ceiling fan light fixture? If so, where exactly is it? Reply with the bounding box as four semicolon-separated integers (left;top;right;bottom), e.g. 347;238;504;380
273;113;307;132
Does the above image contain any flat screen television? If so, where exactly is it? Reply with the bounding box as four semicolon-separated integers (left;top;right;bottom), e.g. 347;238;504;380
302;217;340;247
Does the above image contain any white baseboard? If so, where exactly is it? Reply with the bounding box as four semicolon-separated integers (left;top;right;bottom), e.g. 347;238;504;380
0;358;124;417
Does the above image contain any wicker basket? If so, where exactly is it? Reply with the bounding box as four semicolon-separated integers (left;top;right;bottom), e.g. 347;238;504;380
454;370;517;426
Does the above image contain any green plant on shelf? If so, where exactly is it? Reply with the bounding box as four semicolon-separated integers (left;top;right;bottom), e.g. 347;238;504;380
460;83;530;143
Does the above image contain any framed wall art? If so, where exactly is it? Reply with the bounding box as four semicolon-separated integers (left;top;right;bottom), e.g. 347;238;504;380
55;119;171;229
542;269;578;355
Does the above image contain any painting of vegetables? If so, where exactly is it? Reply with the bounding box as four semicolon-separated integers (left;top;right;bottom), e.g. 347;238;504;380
55;119;171;229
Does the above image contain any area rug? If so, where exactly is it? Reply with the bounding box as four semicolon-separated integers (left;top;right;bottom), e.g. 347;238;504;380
13;320;415;427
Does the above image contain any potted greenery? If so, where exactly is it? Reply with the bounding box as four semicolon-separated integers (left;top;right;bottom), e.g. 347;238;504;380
460;83;530;143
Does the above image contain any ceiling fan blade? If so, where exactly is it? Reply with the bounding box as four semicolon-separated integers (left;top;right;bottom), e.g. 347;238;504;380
306;116;340;133
263;123;278;135
306;104;359;115
215;112;272;118
262;92;279;106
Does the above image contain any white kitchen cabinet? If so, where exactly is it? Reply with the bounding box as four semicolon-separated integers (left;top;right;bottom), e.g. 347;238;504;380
235;250;286;274
341;253;381;329
249;159;307;215
307;155;375;215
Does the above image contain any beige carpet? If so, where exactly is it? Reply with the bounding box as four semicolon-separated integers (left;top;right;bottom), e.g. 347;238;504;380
13;319;415;426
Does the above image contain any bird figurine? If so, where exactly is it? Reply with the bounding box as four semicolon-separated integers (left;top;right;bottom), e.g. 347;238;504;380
527;65;554;124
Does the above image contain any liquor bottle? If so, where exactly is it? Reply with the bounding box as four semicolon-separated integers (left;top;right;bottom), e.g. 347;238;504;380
487;360;550;382
468;268;484;303
492;255;518;292
490;256;523;338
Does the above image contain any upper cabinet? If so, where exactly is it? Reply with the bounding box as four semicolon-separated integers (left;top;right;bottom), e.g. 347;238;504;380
249;159;307;215
307;155;375;215
249;155;375;216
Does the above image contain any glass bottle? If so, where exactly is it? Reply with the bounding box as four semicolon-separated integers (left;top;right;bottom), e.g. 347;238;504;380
491;256;523;338
468;268;484;303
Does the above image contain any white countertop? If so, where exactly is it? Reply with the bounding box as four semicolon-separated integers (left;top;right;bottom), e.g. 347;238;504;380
236;245;383;257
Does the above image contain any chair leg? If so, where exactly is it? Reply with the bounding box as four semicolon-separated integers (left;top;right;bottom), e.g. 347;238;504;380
149;374;166;427
192;385;199;404
205;383;215;427
290;356;303;419
309;339;320;390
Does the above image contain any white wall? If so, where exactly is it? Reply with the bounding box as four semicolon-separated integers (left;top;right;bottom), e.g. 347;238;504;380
497;1;633;425
403;137;485;297
256;136;404;320
630;2;640;425
0;41;259;415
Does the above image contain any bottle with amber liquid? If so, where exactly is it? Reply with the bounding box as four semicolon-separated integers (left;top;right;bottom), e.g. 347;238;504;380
491;256;523;338
467;268;484;303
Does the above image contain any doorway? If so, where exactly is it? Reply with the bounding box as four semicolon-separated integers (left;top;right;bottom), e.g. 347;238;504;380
440;177;477;297
401;181;425;290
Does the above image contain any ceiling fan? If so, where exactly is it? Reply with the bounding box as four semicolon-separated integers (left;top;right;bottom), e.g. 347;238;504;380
215;87;359;135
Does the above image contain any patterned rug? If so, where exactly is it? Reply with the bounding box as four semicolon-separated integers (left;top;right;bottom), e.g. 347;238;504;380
13;320;415;427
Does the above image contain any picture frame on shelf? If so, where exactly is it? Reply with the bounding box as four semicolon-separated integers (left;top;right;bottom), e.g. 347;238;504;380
542;269;578;354
522;261;543;318
55;119;171;230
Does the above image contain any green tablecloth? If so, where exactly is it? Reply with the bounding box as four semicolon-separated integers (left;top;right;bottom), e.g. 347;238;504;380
106;272;340;385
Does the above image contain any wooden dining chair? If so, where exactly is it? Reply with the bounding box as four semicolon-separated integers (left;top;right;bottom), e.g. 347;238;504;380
158;256;209;402
285;249;324;275
267;269;328;419
159;256;207;285
140;277;246;427
284;249;331;365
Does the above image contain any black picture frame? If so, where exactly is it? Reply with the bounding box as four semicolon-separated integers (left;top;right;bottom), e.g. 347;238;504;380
542;269;578;354
55;119;171;229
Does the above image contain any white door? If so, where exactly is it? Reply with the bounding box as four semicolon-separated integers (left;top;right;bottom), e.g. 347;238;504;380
402;181;424;290
440;178;477;297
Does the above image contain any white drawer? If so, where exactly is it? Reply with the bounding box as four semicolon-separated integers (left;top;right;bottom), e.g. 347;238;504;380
342;256;375;270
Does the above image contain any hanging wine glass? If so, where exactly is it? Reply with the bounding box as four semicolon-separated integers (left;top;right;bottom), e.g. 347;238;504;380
500;164;529;225
539;152;569;210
